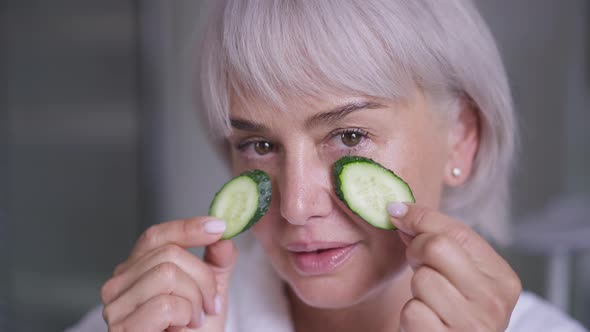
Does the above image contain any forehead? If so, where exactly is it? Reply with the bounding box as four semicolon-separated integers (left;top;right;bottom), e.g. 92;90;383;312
229;90;396;124
230;90;341;116
227;89;434;140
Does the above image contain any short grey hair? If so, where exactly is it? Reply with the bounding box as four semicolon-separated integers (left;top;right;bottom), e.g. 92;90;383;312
200;0;516;244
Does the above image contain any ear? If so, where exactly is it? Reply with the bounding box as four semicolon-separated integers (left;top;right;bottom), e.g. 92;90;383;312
444;97;480;187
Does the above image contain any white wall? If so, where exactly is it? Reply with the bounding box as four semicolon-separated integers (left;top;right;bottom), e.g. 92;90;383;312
475;1;589;324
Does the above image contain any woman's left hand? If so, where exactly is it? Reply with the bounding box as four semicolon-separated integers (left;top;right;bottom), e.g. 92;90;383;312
387;202;522;332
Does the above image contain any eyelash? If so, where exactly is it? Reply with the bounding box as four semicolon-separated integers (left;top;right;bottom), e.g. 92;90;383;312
329;127;370;148
233;127;371;156
235;139;270;152
330;127;369;140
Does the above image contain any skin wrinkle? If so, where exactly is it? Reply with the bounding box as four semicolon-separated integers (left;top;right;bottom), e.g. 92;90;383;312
229;101;386;133
227;91;458;332
304;101;385;128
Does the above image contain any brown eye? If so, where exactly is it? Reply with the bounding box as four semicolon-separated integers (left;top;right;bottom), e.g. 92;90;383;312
254;141;273;155
341;131;363;147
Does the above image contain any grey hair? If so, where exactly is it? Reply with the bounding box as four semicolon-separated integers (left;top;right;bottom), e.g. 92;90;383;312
200;0;516;244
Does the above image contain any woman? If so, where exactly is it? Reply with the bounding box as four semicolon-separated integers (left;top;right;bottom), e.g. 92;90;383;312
69;0;588;331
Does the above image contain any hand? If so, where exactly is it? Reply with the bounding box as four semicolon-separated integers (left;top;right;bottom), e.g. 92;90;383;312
100;217;236;332
387;202;521;332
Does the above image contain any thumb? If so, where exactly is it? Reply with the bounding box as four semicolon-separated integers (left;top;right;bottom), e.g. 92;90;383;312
204;240;238;313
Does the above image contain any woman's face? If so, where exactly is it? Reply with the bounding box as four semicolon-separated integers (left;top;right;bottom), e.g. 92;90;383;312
228;92;452;308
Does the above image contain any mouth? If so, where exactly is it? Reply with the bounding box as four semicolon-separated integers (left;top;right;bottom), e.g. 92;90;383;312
286;242;359;276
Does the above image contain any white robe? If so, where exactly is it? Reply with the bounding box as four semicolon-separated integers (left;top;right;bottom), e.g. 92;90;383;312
66;238;588;332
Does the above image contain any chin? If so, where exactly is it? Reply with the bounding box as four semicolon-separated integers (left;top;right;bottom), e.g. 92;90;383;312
283;260;400;309
287;274;373;309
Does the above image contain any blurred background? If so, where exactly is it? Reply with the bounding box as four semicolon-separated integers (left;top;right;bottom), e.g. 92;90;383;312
1;0;589;331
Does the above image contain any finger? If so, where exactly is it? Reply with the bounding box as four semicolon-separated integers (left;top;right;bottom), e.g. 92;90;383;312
109;295;194;332
129;217;227;263
204;240;237;271
393;203;522;317
406;233;487;299
412;264;515;332
103;262;205;328
167;327;199;332
388;202;509;275
399;299;447;332
203;240;238;312
388;202;471;240
102;245;218;315
411;266;468;327
397;231;413;247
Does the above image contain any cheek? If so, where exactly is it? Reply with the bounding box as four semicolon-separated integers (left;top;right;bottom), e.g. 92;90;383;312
250;197;282;251
361;224;408;272
251;214;275;244
377;131;448;209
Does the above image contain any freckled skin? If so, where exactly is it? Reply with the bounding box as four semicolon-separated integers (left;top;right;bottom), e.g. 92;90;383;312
227;92;451;311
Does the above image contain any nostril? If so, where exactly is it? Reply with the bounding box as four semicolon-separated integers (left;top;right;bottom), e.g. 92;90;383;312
279;188;334;225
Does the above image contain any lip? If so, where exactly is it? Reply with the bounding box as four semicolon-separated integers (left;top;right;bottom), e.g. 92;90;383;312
287;242;358;276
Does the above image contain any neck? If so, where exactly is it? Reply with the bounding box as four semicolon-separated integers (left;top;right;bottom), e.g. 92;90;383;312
287;267;413;332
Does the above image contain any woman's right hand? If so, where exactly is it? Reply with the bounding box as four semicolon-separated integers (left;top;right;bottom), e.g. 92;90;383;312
100;217;236;332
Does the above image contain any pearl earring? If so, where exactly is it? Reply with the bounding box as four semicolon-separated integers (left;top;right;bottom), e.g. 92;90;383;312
451;167;462;177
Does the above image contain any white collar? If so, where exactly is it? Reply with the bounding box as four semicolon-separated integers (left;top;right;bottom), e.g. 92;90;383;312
226;235;588;332
227;234;294;332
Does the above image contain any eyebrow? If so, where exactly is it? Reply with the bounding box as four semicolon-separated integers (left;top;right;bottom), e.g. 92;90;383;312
305;101;385;127
229;100;385;133
230;118;268;132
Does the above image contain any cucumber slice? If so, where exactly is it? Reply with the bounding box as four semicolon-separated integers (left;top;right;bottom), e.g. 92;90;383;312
209;170;272;239
334;156;415;230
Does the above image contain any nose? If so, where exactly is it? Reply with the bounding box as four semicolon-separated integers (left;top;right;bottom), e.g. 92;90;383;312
278;147;332;226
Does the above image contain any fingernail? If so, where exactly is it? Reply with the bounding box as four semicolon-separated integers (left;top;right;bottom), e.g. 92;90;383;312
189;309;204;328
200;310;206;325
214;295;223;315
387;202;408;218
204;220;226;234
